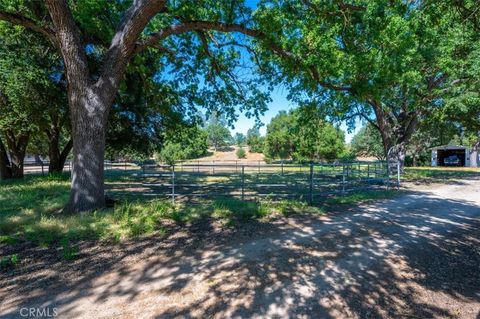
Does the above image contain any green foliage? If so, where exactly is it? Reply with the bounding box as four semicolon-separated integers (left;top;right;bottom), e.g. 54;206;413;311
264;111;294;160
234;132;246;146
236;147;246;159
0;254;18;269
156;125;208;164
326;190;399;205
0;235;17;244
206;123;231;150
0;22;65;142
350;124;385;160
264;107;345;162
255;0;476;162
60;238;79;261
156;142;186;165
246;127;265;153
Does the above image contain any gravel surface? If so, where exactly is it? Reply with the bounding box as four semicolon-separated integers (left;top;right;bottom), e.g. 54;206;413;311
1;179;479;318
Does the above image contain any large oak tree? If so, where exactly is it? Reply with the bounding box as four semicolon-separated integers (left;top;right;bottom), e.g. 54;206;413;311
0;0;273;212
254;0;466;167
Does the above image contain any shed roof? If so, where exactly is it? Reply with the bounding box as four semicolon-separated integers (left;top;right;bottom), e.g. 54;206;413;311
430;144;470;150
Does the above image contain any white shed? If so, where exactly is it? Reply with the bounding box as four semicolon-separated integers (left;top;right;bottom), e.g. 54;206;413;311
431;145;479;167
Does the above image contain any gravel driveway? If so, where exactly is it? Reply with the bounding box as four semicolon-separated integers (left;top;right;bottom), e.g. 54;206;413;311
1;179;479;318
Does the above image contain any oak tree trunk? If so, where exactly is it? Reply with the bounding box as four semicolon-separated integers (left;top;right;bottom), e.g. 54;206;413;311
470;134;480;168
64;94;109;213
47;126;73;173
0;137;12;179
4;131;29;178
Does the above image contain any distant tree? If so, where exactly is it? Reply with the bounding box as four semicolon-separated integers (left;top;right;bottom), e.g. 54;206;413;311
234;133;246;146
206;123;231;151
264;111;295;160
350;124;385;160
156;142;185;166
156;125;208;164
264;108;345;162
292;106;345;162
246;127;265;153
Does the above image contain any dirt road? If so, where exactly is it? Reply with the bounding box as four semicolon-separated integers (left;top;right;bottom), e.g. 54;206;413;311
1;179;479;318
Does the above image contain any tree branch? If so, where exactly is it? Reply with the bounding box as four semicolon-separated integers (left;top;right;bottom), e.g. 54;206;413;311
137;19;295;63
0;10;56;43
95;0;167;105
137;19;353;93
45;0;90;90
136;20;261;53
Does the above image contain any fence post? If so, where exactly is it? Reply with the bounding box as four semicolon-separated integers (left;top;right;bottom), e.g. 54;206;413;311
397;161;401;188
309;163;314;205
213;160;215;174
367;163;370;179
385;162;390;190
342;164;346;195
258;160;260;173
171;165;175;205
241;165;245;200
41;162;44;176
281;161;284;175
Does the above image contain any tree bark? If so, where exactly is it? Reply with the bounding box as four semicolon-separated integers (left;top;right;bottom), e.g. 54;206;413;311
63;93;109;213
368;99;417;171
34;154;43;164
470;133;480;168
0;137;12;179
46;126;72;173
4;131;29;178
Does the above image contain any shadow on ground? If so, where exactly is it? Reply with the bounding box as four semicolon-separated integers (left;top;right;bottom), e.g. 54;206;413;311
1;188;479;318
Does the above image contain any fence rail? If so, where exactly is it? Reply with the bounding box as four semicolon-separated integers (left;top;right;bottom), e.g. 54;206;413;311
140;161;400;204
20;160;400;204
22;160;139;175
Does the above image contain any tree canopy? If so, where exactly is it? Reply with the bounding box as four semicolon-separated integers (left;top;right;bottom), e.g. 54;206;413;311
264;107;345;162
254;0;475;167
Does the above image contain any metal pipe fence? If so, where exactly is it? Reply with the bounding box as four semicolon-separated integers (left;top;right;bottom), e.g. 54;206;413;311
19;160;400;205
22;160;139;176
140;161;400;204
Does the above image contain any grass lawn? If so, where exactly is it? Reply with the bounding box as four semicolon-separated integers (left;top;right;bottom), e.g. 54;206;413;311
0;172;403;264
403;166;480;181
0;174;322;249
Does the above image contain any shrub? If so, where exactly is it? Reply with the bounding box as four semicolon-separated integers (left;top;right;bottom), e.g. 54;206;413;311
0;254;18;269
156;142;185;165
236;148;246;159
